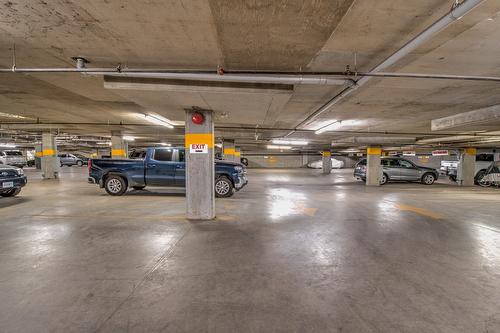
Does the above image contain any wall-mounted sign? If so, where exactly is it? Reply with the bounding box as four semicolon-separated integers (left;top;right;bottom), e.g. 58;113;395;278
356;153;363;157
432;150;449;156
389;151;399;156
403;151;416;156
190;143;208;154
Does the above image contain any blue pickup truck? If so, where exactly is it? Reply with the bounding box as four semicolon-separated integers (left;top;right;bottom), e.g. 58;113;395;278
88;147;247;197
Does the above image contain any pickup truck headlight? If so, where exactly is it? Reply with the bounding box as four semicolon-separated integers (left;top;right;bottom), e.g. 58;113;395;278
234;165;243;173
17;168;24;176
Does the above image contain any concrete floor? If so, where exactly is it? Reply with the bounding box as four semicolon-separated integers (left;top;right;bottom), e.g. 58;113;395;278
1;167;500;332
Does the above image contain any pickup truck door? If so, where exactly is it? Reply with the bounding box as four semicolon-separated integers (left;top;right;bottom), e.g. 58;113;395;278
174;149;186;186
145;148;176;186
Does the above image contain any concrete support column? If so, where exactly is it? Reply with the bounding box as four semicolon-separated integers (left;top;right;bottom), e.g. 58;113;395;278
34;143;42;170
322;151;332;174
458;148;476;186
366;147;382;186
185;110;215;220
111;131;128;159
494;152;500;162
41;133;59;179
235;148;241;163
223;140;236;162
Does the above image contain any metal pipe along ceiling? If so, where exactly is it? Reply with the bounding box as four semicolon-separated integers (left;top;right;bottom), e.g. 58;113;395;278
292;0;487;130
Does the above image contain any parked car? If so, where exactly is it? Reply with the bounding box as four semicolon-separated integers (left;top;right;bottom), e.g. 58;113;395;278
88;147;248;197
307;158;344;169
0;150;27;168
0;165;27;197
440;159;492;184
72;153;89;165
354;157;439;185
58;153;85;167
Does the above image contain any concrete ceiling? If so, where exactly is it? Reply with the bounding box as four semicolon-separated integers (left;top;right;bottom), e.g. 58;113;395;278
1;0;500;151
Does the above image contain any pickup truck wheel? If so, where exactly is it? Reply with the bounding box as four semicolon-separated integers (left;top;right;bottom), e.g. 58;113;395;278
421;173;436;185
77;160;83;167
105;175;127;196
1;188;21;197
215;176;234;198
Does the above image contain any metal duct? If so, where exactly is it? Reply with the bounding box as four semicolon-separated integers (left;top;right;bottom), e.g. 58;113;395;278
332;136;417;145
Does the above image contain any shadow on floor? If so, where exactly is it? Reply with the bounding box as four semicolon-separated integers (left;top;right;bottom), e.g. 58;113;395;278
0;197;31;208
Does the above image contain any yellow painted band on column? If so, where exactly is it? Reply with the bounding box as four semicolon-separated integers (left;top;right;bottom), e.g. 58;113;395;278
234;151;241;157
322;151;331;157
184;133;214;148
35;152;43;157
367;148;382;155
42;149;56;156
111;149;127;157
465;148;477;156
224;148;235;156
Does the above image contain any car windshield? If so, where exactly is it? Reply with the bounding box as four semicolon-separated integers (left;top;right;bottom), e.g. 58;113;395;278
5;151;22;156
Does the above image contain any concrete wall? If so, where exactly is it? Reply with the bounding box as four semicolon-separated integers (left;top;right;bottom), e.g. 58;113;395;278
246;154;362;169
404;155;458;169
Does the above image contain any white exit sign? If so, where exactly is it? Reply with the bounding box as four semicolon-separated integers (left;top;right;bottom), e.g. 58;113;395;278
190;143;208;154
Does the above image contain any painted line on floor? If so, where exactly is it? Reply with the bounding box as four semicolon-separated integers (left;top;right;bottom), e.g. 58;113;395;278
394;203;445;220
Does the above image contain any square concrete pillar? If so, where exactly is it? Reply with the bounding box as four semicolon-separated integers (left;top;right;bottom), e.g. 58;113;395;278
185;110;215;220
223;140;236;162
235;148;241;163
111;132;128;159
34;143;42;170
41;133;59;179
366;147;382;186
458;148;476;186
322;151;332;174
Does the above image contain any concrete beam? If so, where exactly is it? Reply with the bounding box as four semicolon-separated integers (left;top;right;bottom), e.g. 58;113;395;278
432;105;500;131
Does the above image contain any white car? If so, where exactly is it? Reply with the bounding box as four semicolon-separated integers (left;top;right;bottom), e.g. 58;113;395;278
307;158;344;169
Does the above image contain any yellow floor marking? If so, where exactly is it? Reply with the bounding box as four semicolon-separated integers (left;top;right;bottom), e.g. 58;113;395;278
296;203;317;217
394;203;445;220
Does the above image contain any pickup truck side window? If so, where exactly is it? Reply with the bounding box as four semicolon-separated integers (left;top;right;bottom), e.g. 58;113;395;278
153;149;174;162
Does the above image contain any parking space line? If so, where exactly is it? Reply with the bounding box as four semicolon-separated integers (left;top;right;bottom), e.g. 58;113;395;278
394;203;445;220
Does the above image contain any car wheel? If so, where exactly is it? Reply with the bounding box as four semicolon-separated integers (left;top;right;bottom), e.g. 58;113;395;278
380;173;388;185
475;170;487;185
449;175;457;182
104;175;127;196
77;160;83;167
421;173;436;185
1;188;21;197
215;176;234;198
132;186;145;191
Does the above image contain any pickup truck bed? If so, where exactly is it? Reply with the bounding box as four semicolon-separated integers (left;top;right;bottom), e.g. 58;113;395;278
88;147;247;197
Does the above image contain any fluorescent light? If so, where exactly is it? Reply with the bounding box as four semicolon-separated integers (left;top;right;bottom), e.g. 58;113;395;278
0;143;16;148
315;121;342;134
267;145;292;150
97;141;112;146
123;136;135;141
141;114;174;128
158;142;171;146
272;139;308;146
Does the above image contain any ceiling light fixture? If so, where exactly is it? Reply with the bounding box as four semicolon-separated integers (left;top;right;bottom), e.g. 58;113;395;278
142;114;175;128
123;136;135;141
272;139;308;146
315;121;342;134
0;143;16;148
267;145;292;150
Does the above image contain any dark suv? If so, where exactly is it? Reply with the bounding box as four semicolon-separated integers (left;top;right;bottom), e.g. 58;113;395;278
354;157;439;185
0;165;27;197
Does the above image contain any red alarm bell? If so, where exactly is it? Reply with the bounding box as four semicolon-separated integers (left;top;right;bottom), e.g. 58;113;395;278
191;112;204;125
